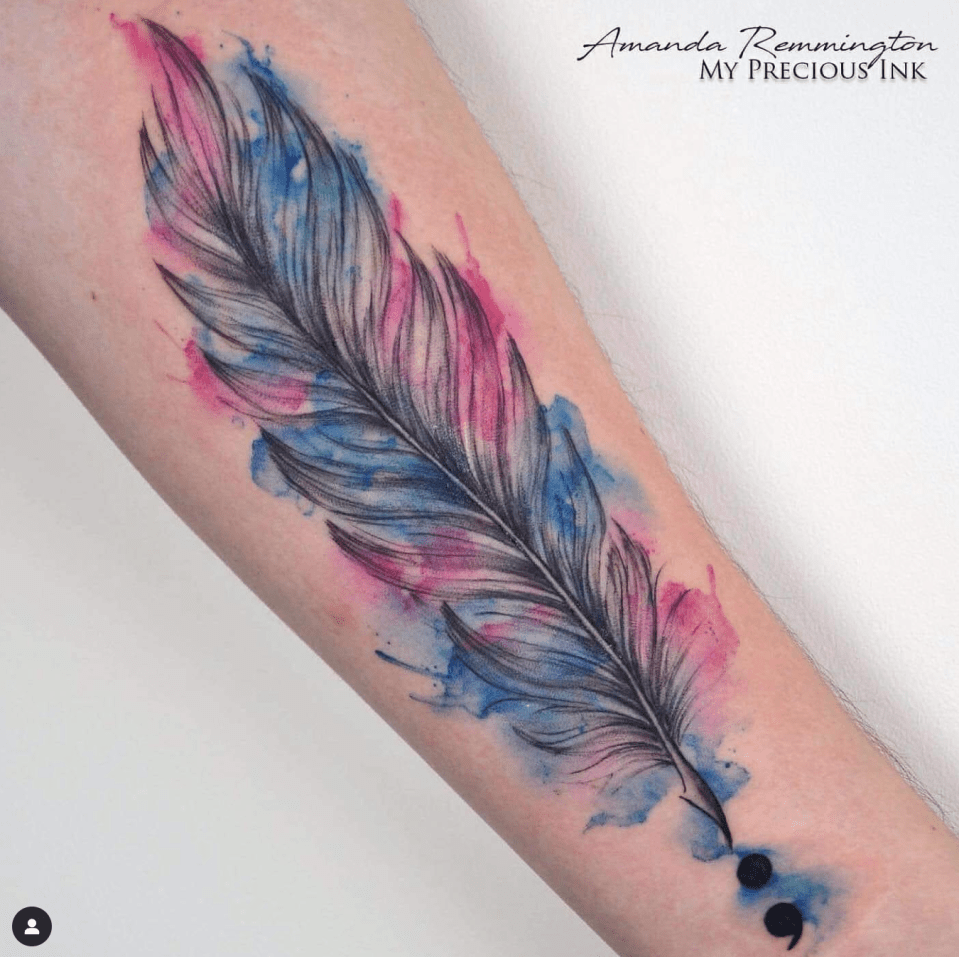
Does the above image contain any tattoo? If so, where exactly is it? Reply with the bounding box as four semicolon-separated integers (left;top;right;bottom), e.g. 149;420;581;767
120;18;838;948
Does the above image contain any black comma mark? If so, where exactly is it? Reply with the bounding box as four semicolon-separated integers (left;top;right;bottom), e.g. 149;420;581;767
735;855;804;949
764;902;804;950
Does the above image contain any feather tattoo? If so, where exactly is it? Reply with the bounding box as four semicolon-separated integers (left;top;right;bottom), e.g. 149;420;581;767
130;20;740;847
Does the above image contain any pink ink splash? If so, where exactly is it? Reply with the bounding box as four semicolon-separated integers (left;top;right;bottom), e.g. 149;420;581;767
377;196;414;366
342;527;513;603
182;339;233;414
453;213;537;445
143;223;196;277
651;566;739;734
114;13;226;245
111;14;156;70
609;506;658;556
387;193;404;233
112;15;205;66
181;32;204;60
181;339;308;415
455;213;508;341
375;200;540;450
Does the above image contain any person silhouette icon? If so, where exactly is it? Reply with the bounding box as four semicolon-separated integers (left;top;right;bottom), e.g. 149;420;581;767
11;907;52;946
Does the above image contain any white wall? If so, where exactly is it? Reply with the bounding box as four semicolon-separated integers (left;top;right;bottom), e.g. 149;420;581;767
1;1;956;954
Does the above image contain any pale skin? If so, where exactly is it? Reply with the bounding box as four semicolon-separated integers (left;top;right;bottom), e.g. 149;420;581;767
1;3;958;955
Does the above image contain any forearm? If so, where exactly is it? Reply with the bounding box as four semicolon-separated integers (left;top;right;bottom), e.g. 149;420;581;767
2;3;957;955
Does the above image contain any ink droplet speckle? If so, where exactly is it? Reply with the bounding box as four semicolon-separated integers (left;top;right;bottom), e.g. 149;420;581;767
737;853;773;889
764;902;803;950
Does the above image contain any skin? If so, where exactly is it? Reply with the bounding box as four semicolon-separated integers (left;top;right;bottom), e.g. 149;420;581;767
2;2;958;954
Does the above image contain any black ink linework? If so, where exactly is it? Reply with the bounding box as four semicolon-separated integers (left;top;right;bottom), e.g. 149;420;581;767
137;17;734;845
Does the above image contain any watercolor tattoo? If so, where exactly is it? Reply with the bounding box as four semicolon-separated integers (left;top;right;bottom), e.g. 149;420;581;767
120;19;838;950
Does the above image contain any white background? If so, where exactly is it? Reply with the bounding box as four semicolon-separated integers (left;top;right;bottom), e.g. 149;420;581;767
1;1;957;954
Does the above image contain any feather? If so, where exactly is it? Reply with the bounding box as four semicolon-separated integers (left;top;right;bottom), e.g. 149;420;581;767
135;19;735;845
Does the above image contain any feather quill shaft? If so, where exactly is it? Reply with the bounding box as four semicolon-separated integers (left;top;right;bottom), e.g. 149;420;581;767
134;19;736;845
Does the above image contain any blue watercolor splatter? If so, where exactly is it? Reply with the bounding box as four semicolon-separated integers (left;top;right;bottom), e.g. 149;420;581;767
732;845;841;942
228;37;383;207
586;733;748;833
545;397;646;510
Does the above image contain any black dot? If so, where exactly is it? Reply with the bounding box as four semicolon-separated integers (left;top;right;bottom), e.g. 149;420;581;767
737;853;773;889
764;903;803;950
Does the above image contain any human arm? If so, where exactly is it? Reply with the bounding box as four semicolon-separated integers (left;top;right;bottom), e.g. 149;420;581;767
2;3;959;955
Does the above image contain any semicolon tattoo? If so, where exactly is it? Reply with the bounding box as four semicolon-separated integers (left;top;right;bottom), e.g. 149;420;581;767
118;17;839;949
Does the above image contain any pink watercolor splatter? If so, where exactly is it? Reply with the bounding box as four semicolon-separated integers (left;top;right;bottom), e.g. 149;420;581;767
475;619;517;645
377;202;540;452
340;526;522;605
112;15;205;70
110;14;156;74
455;213;508;341
652;567;739;733
178;338;308;415
378;229;413;363
452;214;541;448
387;193;404;233
181;339;233;415
251;374;309;413
114;16;226;202
143;224;196;277
181;32;205;60
608;507;658;556
454;213;533;349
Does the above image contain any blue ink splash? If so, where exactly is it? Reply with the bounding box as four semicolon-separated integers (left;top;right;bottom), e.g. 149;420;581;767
546;397;646;510
681;737;751;860
228;36;382;206
587;733;748;832
732;846;841;943
585;766;674;829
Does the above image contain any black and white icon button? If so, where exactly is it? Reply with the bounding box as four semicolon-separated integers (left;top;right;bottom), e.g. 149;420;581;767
11;908;52;947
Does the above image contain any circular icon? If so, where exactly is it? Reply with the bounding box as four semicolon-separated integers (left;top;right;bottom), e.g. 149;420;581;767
11;908;52;947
